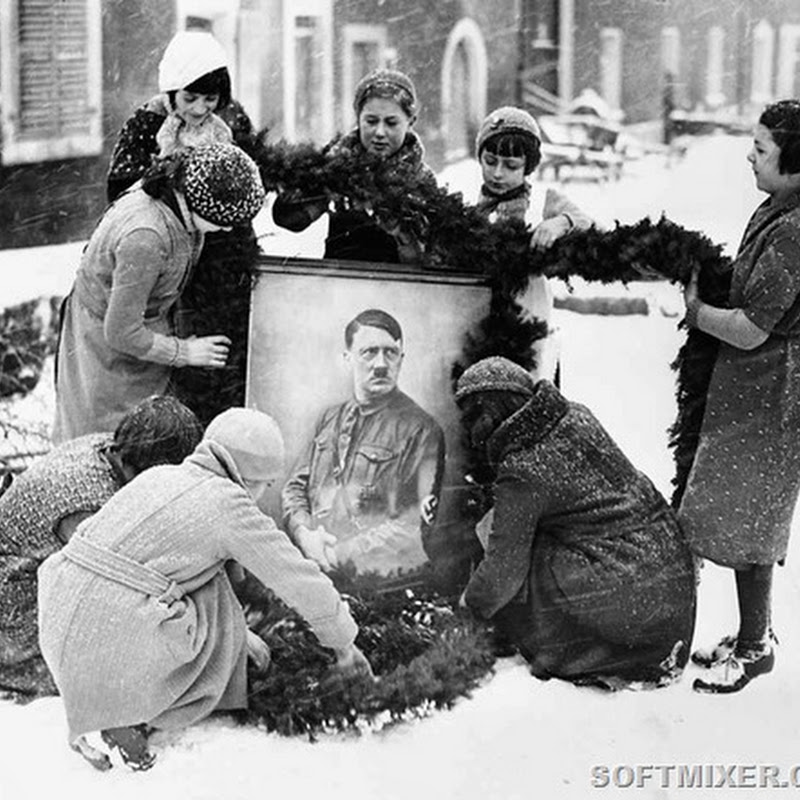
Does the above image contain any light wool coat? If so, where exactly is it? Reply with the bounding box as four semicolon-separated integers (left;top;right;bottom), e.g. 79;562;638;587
38;441;357;741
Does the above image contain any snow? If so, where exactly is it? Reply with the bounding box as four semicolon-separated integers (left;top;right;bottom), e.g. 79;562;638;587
3;134;800;799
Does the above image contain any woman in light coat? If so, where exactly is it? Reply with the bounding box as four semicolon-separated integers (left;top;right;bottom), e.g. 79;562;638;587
53;143;265;443
39;408;370;771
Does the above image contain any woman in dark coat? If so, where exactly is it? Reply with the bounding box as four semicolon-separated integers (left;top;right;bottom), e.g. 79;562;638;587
271;68;437;264
107;31;263;425
455;357;697;688
0;396;201;697
680;100;800;693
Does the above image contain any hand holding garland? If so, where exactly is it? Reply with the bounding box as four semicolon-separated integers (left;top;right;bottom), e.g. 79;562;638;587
683;265;769;350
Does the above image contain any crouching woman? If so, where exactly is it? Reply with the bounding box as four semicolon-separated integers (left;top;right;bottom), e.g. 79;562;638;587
455;357;697;688
38;408;371;771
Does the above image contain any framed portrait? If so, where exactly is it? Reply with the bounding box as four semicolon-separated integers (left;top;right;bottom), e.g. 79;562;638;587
246;254;491;582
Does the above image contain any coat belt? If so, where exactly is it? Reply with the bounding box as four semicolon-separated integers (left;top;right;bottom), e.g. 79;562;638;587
62;535;220;606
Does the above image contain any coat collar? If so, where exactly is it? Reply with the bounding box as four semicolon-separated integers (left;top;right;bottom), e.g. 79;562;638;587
186;440;247;488
486;380;569;464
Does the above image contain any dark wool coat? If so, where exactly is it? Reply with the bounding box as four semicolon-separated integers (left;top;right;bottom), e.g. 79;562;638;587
0;434;120;695
464;382;697;684
679;192;800;568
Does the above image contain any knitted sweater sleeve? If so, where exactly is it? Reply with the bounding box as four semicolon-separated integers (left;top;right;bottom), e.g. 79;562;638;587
220;488;357;652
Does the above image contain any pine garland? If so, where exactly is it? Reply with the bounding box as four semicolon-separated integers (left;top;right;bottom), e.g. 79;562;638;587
241;570;495;739
252;137;732;505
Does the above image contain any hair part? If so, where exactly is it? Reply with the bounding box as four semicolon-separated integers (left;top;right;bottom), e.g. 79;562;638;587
760;99;800;174
344;308;403;349
481;131;542;175
110;395;203;473
167;66;232;109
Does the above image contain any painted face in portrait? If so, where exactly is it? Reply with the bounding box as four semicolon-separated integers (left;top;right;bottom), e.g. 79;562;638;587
358;97;413;158
174;88;220;128
345;325;404;403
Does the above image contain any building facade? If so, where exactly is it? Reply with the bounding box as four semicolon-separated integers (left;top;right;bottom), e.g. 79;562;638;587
3;0;800;248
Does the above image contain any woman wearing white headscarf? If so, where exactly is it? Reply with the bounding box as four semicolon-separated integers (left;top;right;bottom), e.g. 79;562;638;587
39;408;370;771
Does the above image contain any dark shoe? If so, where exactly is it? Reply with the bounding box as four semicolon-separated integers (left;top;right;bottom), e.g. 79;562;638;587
692;629;778;669
100;725;156;771
693;642;775;694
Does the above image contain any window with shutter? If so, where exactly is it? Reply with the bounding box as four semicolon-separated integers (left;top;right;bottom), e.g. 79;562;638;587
1;0;102;164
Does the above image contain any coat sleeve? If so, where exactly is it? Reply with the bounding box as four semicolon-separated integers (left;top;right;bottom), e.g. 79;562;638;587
220;488;357;652
102;228;180;362
463;469;546;619
542;187;593;232
272;193;330;232
107;110;161;203
739;225;800;333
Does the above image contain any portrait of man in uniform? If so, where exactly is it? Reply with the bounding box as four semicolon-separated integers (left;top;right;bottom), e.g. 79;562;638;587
281;308;445;577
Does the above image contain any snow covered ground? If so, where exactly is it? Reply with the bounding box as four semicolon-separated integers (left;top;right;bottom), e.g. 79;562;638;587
3;134;800;799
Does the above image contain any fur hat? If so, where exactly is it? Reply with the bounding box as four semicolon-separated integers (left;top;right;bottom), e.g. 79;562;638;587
475;106;542;173
158;31;229;92
203;408;285;481
182;143;265;227
455;357;535;403
353;69;417;117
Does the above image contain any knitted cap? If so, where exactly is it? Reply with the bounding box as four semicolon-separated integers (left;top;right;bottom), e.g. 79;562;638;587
158;31;229;92
203;408;285;481
455;357;535;402
182;143;265;227
353;68;417;116
475;106;542;157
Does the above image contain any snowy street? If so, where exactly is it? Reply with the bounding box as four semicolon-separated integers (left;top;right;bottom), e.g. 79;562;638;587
3;134;800;799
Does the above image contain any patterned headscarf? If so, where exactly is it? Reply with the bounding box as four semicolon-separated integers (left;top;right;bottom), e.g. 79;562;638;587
181;143;265;227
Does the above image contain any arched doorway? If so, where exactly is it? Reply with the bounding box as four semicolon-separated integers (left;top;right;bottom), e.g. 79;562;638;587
441;18;488;162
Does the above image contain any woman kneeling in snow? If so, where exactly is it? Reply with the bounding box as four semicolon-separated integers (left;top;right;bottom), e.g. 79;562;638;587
38;408;371;771
455;357;697;689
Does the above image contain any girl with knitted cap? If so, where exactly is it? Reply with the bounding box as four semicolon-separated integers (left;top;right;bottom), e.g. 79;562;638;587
272;68;438;263
107;30;263;426
474;106;593;382
454;357;696;689
53;143;266;444
39;407;371;771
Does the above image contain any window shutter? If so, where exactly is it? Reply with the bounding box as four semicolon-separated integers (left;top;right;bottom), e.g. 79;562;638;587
1;0;102;164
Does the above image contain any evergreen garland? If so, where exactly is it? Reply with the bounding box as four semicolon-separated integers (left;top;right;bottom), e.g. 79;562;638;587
241;570;495;739
252;137;733;505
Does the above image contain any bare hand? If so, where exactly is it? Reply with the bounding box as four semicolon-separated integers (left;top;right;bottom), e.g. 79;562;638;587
333;644;375;682
183;334;231;368
530;215;572;250
296;524;339;571
246;629;271;672
683;264;700;308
